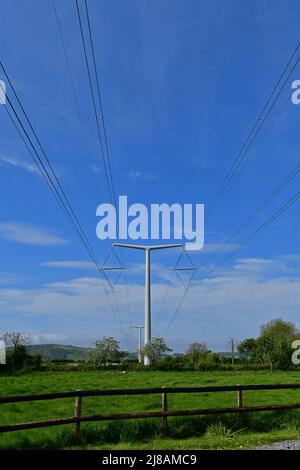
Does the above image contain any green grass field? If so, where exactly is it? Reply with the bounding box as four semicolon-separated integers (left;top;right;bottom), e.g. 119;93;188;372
1;370;300;450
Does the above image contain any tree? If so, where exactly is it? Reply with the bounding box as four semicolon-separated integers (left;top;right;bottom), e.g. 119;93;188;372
141;337;172;366
90;336;124;368
2;332;29;351
1;332;30;369
258;318;298;370
186;342;207;361
260;318;298;342
237;338;257;361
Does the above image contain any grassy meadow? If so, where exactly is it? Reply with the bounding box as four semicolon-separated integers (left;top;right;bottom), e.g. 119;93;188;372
1;369;300;449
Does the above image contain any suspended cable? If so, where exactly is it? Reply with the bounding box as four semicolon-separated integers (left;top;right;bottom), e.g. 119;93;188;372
74;1;132;341
52;0;100;197
0;69;110;286
203;163;300;267
207;41;300;218
75;0;114;205
165;189;300;333
84;0;117;207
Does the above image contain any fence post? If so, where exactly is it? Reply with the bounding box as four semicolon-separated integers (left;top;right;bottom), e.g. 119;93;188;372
237;385;244;427
74;394;82;437
161;387;168;434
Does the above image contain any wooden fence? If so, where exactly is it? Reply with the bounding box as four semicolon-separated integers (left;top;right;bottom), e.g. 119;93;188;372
1;383;300;435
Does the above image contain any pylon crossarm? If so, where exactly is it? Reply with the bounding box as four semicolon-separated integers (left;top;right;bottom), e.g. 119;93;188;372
102;267;126;270
173;267;198;271
101;248;126;287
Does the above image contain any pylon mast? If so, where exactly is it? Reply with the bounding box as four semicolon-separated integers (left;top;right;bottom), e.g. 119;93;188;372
113;243;182;365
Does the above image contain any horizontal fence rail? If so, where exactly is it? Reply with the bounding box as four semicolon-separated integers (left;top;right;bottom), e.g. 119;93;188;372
1;383;300;434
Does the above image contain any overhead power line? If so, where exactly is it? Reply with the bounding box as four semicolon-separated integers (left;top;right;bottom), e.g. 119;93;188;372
217;189;300;269
83;0;117;207
203;163;300;267
207;40;300;218
164;188;300;333
52;0;100;197
82;0;134;332
0;63;110;286
167;40;300;332
74;0;132;342
0;63;130;338
75;0;115;205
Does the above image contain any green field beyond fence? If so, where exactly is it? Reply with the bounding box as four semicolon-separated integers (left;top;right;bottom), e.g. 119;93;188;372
1;370;300;450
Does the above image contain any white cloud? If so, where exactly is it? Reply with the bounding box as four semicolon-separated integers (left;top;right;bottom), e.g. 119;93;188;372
0;155;39;175
0;222;69;246
0;80;6;105
200;242;238;254
41;260;96;270
234;257;274;272
128;170;142;179
276;254;300;263
2;255;300;351
89;163;101;174
0;272;26;285
30;333;71;344
237;258;272;265
127;170;157;180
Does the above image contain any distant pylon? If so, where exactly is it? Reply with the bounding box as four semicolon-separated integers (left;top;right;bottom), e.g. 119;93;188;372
130;325;144;363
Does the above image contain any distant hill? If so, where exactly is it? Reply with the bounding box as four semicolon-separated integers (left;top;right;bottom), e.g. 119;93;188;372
219;352;239;358
27;344;92;361
26;345;237;361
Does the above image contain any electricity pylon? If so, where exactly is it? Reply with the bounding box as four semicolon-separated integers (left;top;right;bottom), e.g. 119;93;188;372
113;243;182;365
130;325;144;363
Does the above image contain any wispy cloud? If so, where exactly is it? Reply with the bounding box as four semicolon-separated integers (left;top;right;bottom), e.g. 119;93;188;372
30;333;69;344
0;80;6;104
0;272;26;285
234;258;274;272
2;255;300;351
127;170;157;180
198;242;238;254
89;163;101;174
29;332;96;347
41;260;95;270
0;155;39;175
0;222;69;246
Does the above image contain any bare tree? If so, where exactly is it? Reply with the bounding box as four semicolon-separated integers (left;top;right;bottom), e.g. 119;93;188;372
1;332;30;351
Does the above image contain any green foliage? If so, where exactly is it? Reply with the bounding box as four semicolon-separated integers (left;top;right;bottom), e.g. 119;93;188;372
24;354;42;371
238;338;257;361
258;318;298;369
89;336;126;368
156;355;186;371
5;345;41;371
206;422;244;441
6;345;27;369
1;332;41;371
141;337;172;366
236;319;299;371
260;318;298;340
195;352;222;371
185;342;207;361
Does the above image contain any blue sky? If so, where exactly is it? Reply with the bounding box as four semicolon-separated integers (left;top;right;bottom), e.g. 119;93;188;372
1;0;300;352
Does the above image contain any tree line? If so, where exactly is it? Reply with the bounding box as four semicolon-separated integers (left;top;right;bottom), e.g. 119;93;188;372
86;318;300;371
1;318;299;372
